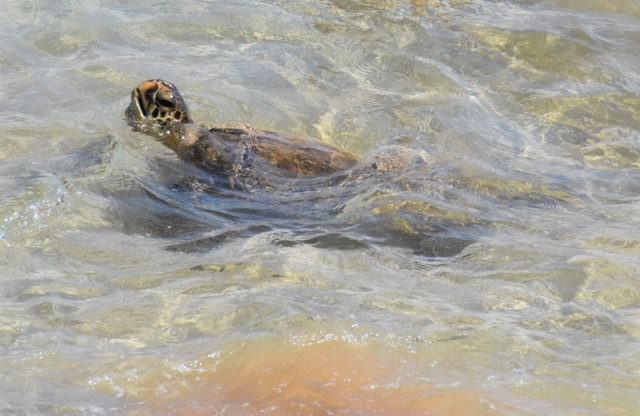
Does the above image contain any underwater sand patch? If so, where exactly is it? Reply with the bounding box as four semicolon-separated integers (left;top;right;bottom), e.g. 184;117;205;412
130;335;503;415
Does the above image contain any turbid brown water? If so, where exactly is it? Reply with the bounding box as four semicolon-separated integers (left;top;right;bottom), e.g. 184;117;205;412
1;1;640;415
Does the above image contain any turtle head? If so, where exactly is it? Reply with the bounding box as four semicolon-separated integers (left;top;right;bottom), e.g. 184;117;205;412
125;79;193;124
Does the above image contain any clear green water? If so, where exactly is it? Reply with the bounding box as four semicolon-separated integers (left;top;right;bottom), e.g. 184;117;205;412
1;0;639;414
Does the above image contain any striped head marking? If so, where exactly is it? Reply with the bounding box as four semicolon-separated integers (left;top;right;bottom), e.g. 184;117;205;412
125;79;193;124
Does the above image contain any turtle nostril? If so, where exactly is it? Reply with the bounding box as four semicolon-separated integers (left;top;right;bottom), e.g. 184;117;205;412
152;108;160;118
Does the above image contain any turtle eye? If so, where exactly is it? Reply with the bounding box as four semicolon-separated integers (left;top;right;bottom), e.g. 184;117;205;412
156;98;174;109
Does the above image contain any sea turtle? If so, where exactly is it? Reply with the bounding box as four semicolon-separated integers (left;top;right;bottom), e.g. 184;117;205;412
125;79;359;187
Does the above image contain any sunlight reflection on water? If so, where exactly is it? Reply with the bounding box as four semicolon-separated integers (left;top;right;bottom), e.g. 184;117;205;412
1;0;639;414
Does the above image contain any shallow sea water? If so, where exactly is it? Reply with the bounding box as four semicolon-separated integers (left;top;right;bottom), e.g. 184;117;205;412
1;0;640;414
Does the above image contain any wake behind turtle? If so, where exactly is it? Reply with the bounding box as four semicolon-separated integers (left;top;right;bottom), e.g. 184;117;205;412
121;79;578;257
121;79;479;256
120;79;579;257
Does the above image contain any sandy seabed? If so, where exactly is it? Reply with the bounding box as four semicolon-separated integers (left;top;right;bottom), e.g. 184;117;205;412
128;335;506;416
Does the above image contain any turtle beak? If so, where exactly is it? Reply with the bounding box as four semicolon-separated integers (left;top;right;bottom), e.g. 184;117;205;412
129;86;148;120
125;86;147;121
